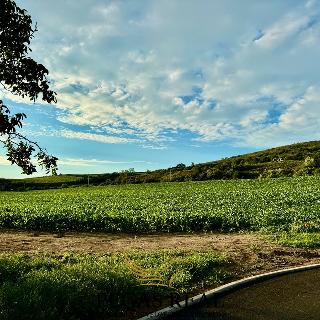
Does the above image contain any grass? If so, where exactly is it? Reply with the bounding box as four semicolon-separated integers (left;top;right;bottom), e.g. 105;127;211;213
274;232;320;249
0;250;230;320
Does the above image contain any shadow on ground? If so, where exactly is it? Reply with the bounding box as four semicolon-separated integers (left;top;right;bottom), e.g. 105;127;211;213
167;269;320;320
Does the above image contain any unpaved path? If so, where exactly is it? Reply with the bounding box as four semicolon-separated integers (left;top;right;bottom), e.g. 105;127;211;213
0;229;319;278
0;230;270;253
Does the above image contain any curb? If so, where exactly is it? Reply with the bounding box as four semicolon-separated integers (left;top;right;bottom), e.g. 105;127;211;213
137;263;320;320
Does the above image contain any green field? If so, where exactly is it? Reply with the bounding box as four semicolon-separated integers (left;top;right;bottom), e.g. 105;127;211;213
1;176;320;319
1;176;320;234
0;250;229;320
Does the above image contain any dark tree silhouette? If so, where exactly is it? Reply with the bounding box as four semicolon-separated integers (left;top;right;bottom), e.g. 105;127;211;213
0;0;58;175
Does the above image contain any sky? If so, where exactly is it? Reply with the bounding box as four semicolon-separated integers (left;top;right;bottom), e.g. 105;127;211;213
1;0;320;178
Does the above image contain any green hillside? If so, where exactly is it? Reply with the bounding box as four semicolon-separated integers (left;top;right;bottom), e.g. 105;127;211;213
1;140;320;190
0;175;84;191
12;175;83;184
108;140;320;183
204;140;320;179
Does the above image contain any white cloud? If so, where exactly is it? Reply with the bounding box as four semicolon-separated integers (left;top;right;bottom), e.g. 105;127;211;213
168;69;183;82
61;130;136;144
240;110;268;127
92;3;119;19
0;156;10;166
254;14;310;49
59;157;150;166
10;0;320;150
279;86;320;129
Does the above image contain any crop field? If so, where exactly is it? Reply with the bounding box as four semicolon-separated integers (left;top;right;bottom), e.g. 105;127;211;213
1;176;320;234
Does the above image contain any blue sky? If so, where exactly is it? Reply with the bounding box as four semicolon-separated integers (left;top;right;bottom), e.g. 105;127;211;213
2;0;320;178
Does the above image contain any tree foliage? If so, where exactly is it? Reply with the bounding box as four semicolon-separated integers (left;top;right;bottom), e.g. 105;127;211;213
0;0;57;175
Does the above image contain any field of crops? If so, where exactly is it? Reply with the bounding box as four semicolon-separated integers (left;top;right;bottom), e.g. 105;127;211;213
1;176;320;234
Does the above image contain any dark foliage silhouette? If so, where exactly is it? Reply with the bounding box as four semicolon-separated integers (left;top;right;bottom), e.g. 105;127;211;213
0;0;57;175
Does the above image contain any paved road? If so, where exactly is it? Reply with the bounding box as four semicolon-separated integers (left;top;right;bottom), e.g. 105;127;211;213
167;269;320;320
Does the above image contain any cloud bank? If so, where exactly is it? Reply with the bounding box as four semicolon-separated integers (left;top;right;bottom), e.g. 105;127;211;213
11;0;320;149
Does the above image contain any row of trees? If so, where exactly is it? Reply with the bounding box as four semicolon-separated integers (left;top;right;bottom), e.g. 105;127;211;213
3;154;320;191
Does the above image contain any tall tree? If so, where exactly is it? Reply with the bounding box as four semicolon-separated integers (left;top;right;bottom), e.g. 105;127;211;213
0;0;58;175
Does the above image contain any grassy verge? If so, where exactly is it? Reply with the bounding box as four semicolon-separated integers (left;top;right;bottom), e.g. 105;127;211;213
273;232;320;249
0;250;230;320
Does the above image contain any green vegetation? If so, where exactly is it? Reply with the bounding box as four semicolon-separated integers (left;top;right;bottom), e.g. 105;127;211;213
273;232;320;249
0;175;83;191
12;175;83;184
0;250;229;320
0;0;58;175
2;140;320;191
0;176;320;234
1;143;320;318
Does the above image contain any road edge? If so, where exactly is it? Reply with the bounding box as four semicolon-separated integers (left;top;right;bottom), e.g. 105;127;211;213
137;263;320;320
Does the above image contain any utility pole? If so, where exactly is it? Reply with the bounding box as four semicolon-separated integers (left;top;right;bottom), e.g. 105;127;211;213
87;175;90;186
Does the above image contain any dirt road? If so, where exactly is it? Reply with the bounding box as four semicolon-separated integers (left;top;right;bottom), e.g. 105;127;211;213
0;229;319;278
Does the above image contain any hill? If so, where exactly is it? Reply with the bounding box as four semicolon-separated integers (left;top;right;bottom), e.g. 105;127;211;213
1;140;320;190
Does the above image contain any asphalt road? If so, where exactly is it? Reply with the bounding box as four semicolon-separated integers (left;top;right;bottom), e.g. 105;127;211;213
166;269;320;320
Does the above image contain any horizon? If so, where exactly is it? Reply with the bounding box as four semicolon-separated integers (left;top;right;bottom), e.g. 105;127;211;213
2;0;320;178
2;139;317;180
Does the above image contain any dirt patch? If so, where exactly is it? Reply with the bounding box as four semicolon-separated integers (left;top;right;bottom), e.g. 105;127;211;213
0;229;319;278
0;230;265;253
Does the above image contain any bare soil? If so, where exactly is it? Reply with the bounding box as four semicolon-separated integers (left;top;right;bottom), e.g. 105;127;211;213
0;229;319;278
